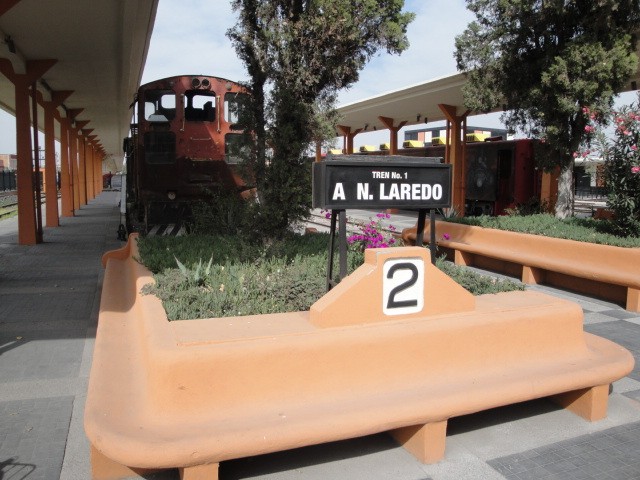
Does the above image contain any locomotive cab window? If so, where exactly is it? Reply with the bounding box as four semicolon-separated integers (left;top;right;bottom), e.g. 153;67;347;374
144;90;176;122
184;91;216;122
224;93;250;130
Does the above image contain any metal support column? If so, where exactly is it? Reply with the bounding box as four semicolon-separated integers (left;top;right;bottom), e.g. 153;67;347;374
326;209;348;291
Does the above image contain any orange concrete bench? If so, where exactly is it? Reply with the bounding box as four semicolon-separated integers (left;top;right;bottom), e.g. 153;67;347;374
402;220;640;312
85;235;634;479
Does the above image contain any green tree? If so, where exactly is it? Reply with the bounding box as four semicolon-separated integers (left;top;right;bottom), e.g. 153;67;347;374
455;0;640;218
228;0;414;235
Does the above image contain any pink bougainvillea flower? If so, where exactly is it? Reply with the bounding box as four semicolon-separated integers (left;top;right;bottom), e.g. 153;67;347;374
631;166;640;174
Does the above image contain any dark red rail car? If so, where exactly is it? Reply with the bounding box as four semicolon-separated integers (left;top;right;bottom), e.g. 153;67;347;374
123;75;251;233
428;139;538;216
382;138;539;216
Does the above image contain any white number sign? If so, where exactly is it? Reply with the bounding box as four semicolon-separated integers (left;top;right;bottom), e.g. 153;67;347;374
382;258;424;316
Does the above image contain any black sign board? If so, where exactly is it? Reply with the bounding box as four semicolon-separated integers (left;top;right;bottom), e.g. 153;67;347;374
312;155;451;210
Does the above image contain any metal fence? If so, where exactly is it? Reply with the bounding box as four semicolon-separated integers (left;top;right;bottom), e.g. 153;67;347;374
0;170;16;191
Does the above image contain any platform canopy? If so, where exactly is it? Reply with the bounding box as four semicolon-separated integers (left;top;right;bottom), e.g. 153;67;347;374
0;0;159;169
336;68;640;135
336;73;472;133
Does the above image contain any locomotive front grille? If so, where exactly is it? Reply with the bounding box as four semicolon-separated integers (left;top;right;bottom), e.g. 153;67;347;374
144;131;176;164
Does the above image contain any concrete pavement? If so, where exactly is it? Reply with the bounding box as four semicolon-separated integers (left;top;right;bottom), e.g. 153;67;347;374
0;192;122;479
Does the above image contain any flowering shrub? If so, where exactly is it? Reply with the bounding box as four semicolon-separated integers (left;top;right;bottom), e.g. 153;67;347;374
347;212;398;250
579;103;640;236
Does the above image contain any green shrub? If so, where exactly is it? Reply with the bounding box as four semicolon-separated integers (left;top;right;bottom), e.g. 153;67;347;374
447;213;640;248
435;257;524;295
138;233;523;320
137;234;260;273
143;233;349;319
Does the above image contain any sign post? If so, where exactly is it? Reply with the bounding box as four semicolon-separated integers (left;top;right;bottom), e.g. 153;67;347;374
312;155;452;289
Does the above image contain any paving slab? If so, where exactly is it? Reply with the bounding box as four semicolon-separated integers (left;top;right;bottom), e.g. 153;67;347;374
488;421;640;480
0;192;122;480
0;396;73;480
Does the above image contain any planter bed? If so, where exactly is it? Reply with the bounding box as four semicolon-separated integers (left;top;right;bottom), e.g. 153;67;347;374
85;235;634;479
402;220;640;312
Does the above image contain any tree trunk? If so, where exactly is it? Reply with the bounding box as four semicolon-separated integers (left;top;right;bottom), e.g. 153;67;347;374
555;161;574;219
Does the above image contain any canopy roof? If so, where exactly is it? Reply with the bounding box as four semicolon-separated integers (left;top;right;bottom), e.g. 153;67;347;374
0;0;158;169
336;68;640;134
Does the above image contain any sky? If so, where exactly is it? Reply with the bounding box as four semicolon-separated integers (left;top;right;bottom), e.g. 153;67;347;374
141;0;472;98
142;0;638;149
0;0;636;155
140;0;491;149
0;0;481;153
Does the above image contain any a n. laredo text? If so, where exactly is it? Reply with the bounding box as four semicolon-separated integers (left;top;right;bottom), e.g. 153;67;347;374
332;182;444;201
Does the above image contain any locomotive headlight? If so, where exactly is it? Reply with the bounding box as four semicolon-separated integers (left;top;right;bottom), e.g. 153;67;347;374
167;191;177;200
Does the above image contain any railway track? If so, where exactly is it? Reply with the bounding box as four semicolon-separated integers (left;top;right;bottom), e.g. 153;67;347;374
0;190;50;220
146;223;187;236
0;191;18;219
142;211;387;239
303;209;417;236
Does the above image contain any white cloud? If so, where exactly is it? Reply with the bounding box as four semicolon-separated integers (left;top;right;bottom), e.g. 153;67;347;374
141;0;247;85
139;0;480;151
1;2;631;156
3;1;474;155
337;0;473;104
142;0;474;96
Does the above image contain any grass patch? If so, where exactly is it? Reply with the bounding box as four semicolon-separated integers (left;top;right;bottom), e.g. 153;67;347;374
137;233;523;321
447;214;640;248
0;206;17;220
435;257;524;295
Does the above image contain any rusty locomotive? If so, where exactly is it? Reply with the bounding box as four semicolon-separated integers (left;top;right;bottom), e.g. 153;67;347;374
123;75;252;234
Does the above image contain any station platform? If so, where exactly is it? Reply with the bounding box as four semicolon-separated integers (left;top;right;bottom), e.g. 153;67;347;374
2;191;640;480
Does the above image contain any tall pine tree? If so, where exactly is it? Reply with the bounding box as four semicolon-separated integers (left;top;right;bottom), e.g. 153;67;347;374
228;0;414;234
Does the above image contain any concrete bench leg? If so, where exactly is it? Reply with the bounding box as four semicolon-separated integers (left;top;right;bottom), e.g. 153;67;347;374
522;265;545;284
179;463;219;480
454;250;473;267
90;445;162;479
389;420;448;464
627;287;640;313
550;384;609;421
